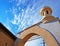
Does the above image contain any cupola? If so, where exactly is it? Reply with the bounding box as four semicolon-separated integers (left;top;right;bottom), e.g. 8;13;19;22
40;6;56;23
40;6;52;17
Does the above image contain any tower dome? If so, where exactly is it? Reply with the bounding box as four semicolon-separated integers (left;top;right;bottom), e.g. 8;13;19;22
40;6;56;23
40;6;52;17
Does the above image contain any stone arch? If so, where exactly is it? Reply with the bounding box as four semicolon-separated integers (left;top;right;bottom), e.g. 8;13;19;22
17;25;58;46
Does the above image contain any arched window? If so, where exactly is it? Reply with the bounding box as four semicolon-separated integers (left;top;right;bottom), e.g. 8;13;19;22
24;35;47;46
46;10;48;14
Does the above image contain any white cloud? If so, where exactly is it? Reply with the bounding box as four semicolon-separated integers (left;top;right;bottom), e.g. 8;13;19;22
11;14;21;25
8;0;43;33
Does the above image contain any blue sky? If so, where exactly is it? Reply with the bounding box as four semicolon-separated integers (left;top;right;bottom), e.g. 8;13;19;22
0;0;60;36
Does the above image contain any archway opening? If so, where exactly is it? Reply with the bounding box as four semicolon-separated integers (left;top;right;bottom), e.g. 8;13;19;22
17;26;58;46
24;35;47;46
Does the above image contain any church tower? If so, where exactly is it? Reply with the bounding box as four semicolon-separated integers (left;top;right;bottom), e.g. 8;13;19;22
40;6;58;23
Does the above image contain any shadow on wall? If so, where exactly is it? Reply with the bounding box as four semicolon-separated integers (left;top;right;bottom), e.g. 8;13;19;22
13;38;22;46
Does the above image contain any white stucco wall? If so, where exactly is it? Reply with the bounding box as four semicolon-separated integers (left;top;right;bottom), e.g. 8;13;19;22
38;20;60;44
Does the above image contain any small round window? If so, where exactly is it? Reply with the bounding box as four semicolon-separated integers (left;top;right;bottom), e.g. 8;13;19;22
24;35;47;46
